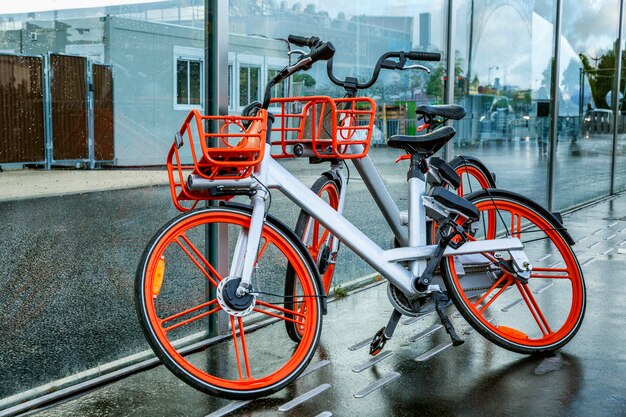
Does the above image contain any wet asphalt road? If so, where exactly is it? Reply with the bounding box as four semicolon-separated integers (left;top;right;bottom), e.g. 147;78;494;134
28;192;626;417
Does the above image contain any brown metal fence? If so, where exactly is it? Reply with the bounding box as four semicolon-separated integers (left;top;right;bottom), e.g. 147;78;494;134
93;64;114;161
49;54;89;161
0;55;45;164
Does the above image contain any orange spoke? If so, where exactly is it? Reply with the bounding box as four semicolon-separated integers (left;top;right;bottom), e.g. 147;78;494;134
230;316;244;380
530;267;571;280
253;307;301;324
312;222;320;249
237;317;252;379
163;305;221;333
530;274;571;279
255;238;269;265
473;274;509;308
479;280;513;313
316;228;331;248
175;237;221;287
161;299;218;324
180;234;223;281
256;300;307;319
521;284;552;334
532;267;568;272
515;281;552;336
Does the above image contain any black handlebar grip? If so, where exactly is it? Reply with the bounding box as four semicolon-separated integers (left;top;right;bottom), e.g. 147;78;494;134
310;42;335;62
288;34;320;48
407;51;441;61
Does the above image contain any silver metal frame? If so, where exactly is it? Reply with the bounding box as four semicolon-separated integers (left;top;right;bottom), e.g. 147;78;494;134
189;146;525;299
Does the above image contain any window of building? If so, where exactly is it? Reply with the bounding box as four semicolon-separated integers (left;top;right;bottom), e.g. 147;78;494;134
239;64;260;107
174;46;203;109
228;64;233;109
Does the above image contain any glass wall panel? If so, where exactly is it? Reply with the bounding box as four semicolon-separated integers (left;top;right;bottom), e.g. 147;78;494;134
0;0;204;403
554;0;620;209
616;17;626;193
228;0;446;285
453;0;554;207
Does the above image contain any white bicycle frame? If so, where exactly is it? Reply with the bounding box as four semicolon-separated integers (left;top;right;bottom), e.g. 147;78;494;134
188;146;526;299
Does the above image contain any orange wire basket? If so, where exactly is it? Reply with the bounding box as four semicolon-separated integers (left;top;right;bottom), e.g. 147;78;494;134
270;96;376;159
166;109;268;212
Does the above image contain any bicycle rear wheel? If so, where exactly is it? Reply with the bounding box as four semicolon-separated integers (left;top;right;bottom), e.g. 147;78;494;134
284;175;340;342
448;155;496;196
441;190;585;354
135;206;323;399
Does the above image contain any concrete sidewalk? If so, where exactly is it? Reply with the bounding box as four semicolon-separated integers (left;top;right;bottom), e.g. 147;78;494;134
19;192;626;417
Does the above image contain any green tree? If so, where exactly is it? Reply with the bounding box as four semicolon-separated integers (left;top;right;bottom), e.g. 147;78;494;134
580;45;626;109
426;58;464;103
294;73;316;87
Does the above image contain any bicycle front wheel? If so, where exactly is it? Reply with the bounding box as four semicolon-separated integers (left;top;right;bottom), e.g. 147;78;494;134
135;206;323;399
441;190;585;354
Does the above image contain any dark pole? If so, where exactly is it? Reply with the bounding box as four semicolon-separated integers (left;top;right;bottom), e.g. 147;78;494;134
547;0;563;211
466;0;474;95
610;0;624;194
579;67;584;137
205;0;229;337
444;0;456;160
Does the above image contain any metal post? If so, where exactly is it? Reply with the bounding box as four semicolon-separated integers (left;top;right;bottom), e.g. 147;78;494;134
547;0;563;211
43;54;53;170
579;67;584;138
466;0;474;96
87;60;95;169
205;0;230;336
444;0;456;160
610;0;625;194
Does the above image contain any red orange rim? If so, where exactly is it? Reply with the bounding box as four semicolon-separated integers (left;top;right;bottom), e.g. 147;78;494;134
142;211;319;391
446;198;584;348
455;165;492;196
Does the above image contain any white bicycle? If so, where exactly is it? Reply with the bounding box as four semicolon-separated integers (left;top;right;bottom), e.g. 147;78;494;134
135;35;586;400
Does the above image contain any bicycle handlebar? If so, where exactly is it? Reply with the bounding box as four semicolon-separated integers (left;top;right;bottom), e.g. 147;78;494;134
262;35;335;109
287;34;321;48
327;50;441;94
406;51;441;61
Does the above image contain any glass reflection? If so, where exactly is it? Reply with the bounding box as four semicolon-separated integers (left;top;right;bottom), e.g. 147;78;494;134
555;0;621;209
454;0;555;207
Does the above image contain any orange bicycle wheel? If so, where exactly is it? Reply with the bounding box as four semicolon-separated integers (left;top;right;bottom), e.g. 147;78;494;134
135;206;322;399
441;190;585;354
285;175;340;342
448;155;496;197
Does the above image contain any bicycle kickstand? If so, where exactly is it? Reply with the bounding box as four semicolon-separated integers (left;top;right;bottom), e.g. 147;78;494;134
432;292;464;347
370;309;402;356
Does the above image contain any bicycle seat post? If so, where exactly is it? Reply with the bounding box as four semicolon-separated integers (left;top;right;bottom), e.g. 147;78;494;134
407;153;429;280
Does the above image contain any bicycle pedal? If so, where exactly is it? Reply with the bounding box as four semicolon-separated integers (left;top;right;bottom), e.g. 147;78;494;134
369;327;389;356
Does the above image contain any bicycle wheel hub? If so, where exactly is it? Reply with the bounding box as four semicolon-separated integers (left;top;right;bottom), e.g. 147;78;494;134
217;277;256;316
317;245;331;274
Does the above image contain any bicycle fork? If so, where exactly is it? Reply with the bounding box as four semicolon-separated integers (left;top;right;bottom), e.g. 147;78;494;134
231;191;268;297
